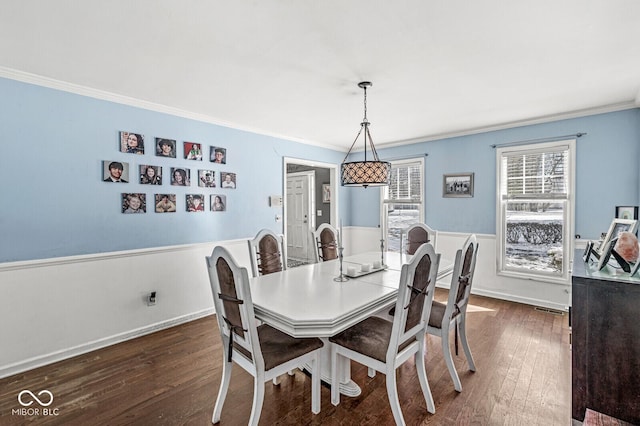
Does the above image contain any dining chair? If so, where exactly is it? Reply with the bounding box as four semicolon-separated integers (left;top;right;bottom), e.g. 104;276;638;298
427;234;479;392
329;243;440;425
206;246;324;425
248;228;287;278
311;223;339;263
401;223;437;254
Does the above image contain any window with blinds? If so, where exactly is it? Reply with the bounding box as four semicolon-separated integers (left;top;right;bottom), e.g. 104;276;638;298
496;140;575;283
381;158;424;252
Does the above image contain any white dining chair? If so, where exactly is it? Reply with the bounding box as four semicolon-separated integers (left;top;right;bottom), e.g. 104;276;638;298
311;223;339;263
427;234;479;392
401;223;437;254
329;243;440;425
206;246;323;425
247;228;287;278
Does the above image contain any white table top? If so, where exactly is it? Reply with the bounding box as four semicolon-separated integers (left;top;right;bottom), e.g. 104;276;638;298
249;251;453;338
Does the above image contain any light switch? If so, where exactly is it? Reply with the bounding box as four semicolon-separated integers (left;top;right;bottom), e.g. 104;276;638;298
269;196;283;207
317;210;322;216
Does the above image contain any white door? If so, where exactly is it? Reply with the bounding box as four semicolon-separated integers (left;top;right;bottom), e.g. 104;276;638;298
286;171;314;261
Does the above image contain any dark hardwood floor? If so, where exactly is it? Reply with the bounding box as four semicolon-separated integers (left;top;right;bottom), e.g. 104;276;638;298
0;289;571;425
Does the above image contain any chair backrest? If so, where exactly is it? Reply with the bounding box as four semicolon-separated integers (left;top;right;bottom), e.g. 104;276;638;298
402;223;437;255
387;243;440;362
248;229;287;277
444;234;479;320
206;246;264;370
311;223;338;263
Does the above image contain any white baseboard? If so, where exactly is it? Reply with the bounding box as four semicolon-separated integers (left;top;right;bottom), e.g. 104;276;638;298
470;288;569;312
0;308;214;379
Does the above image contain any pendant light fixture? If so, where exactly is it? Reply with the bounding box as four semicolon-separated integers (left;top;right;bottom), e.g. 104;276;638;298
340;81;390;188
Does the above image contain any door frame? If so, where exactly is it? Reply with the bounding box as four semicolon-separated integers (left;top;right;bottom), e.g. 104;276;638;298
283;157;339;260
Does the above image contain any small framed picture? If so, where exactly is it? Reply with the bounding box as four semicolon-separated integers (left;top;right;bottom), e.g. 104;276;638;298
103;160;129;183
211;194;226;211
322;184;331;203
155;194;177;213
210;146;227;164
156;138;176;158
170;168;190;186
122;193;146;214
198;170;216;187
184;142;203;161
186;194;205;212
615;206;638;220
139;165;162;185
120;131;144;155
443;173;474;198
597;218;639;257
221;172;237;189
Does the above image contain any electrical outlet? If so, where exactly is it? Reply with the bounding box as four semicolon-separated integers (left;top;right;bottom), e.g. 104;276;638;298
147;291;157;306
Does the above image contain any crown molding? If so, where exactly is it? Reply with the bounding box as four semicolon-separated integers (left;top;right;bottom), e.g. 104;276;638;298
0;66;343;152
372;101;639;151
2;66;636;154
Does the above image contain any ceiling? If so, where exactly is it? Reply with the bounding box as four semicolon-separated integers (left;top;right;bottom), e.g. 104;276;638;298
1;1;639;151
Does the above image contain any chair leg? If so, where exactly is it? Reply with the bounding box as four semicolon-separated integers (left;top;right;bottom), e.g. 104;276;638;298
385;369;406;426
415;349;435;414
311;354;321;414
272;376;281;385
248;373;265;426
441;323;463;392
458;314;476;371
330;345;340;406
212;359;233;424
367;367;376;378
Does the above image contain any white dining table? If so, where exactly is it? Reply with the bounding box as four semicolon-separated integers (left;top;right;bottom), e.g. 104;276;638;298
249;251;453;397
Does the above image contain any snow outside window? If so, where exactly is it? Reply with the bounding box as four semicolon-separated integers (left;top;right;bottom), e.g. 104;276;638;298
381;158;424;252
496;139;575;284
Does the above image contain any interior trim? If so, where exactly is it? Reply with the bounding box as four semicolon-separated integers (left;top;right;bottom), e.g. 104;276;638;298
0;308;214;379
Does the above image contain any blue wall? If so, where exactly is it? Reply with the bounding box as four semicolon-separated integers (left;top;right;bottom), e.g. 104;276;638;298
0;78;345;262
347;109;640;239
1;76;638;262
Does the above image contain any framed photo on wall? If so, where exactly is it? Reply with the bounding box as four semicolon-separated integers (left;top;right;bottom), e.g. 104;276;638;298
155;194;177;213
122;193;146;214
119;131;144;155
184;142;203;160
156;138;176;158
615;206;638;220
198;170;216;187
322;184;331;203
211;194;226;211
221;172;236;189
103;160;129;183
210;146;226;164
443;173;474;198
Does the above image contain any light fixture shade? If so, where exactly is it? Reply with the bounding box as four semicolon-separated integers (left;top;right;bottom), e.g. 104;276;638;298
341;160;391;187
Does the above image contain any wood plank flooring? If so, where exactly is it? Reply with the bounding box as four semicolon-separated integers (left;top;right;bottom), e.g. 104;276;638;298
0;289;571;425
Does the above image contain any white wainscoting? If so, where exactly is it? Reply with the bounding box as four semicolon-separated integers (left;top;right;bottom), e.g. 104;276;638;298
0;228;575;378
345;226;573;310
0;239;252;379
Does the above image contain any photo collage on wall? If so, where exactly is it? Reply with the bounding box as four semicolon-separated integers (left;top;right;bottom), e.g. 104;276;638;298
103;131;236;214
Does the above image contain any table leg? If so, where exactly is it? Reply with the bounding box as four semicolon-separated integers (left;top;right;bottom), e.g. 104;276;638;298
304;338;361;397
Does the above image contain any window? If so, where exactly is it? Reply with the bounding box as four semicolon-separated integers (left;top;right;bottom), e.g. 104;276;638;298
496;140;575;283
381;158;424;252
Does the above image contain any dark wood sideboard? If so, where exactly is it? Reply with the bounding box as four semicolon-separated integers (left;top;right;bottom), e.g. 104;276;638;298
572;250;640;424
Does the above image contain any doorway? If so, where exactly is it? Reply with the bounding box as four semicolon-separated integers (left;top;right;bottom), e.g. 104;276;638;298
283;158;338;265
286;171;314;261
